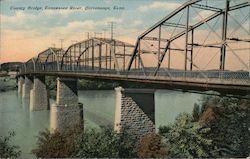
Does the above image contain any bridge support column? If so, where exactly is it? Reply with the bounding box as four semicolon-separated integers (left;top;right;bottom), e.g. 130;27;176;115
114;87;155;139
18;76;24;96
30;76;49;111
22;76;33;99
50;77;83;132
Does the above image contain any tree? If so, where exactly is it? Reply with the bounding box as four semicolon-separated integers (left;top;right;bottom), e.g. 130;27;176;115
0;131;21;158
137;133;169;158
198;96;250;157
192;103;201;121
32;128;80;158
74;126;137;158
32;125;138;158
160;113;212;158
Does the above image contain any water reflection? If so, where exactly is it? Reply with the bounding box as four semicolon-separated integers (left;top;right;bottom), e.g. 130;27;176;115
0;89;201;157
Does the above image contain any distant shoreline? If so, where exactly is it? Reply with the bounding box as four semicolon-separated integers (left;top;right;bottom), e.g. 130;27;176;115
0;76;17;92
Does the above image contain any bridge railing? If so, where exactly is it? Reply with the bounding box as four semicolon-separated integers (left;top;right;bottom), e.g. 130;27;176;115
125;69;250;84
19;61;250;85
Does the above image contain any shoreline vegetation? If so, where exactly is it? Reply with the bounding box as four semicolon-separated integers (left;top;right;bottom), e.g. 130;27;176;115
0;76;249;158
0;76;17;92
1;95;249;158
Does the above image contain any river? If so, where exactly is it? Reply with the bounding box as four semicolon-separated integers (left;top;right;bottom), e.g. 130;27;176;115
0;89;202;157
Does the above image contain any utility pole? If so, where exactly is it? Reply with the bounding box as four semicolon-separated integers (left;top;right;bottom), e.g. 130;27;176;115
103;29;107;39
51;43;56;48
85;32;90;39
59;39;64;49
94;32;102;38
108;21;116;40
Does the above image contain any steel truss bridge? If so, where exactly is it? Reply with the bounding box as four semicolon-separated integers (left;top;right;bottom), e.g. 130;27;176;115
18;0;250;96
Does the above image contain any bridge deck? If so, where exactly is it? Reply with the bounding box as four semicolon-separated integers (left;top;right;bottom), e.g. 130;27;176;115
19;70;250;96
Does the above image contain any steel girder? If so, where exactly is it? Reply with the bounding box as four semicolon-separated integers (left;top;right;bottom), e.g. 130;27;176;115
127;0;250;76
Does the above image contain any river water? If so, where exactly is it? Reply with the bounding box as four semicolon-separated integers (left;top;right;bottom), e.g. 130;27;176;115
0;90;202;157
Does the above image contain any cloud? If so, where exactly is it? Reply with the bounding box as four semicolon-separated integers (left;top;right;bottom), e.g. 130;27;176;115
100;16;123;24
138;1;181;12
1;11;36;25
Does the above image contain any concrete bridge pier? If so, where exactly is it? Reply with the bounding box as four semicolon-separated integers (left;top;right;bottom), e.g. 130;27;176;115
50;77;83;132
114;87;155;139
22;76;33;99
18;76;25;96
30;76;49;111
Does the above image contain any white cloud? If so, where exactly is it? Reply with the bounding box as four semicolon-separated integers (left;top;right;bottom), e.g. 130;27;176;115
131;20;142;26
138;1;181;12
100;16;123;24
0;11;36;25
51;20;96;35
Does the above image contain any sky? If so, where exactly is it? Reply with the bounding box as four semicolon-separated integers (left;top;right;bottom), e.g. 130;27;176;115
0;0;184;62
0;0;249;71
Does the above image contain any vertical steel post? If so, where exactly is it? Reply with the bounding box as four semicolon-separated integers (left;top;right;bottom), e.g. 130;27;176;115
135;54;137;69
99;43;102;70
73;45;76;71
85;42;87;69
84;43;86;69
168;43;171;69
87;41;89;69
184;6;189;72
123;45;126;71
190;29;194;71
113;41;116;70
109;46;112;70
79;44;81;70
138;51;140;70
106;44;108;70
92;39;94;70
220;0;229;71
70;49;72;71
158;25;161;62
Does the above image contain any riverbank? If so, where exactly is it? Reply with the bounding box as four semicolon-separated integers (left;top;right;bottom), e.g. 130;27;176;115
0;76;17;92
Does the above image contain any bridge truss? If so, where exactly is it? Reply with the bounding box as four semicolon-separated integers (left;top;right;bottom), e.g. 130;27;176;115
128;0;249;77
19;0;250;95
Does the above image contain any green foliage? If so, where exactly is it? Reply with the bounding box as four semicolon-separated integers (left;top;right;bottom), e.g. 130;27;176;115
32;128;80;158
45;76;57;90
75;126;137;158
198;96;250;157
0;77;17;92
0;131;21;158
137;133;169;158
160;113;212;158
32;126;137;158
192;103;201;121
78;79;119;90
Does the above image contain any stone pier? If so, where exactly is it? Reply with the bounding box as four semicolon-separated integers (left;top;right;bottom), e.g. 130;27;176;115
18;76;25;96
30;76;49;111
50;77;83;132
114;87;155;139
22;76;33;99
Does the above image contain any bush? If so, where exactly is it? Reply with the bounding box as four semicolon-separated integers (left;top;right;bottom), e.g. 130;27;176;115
0;131;21;158
32;125;138;158
75;126;137;158
137;133;169;158
32;128;80;158
197;96;250;157
160;113;212;158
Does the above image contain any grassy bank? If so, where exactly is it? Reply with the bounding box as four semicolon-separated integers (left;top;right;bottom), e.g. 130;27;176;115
0;76;17;92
